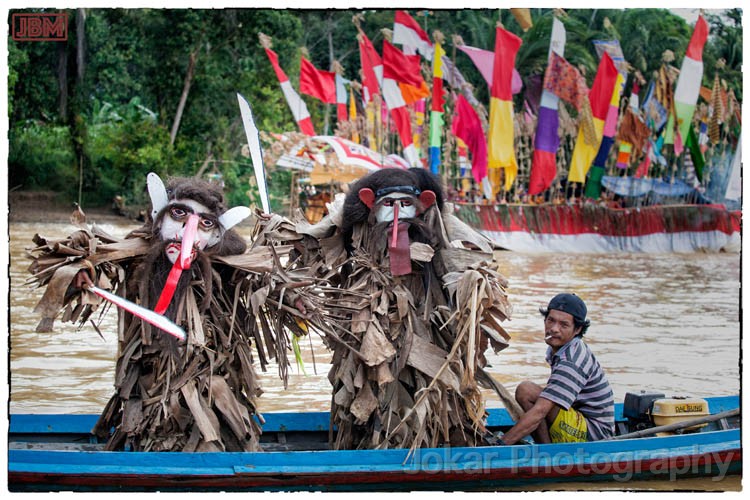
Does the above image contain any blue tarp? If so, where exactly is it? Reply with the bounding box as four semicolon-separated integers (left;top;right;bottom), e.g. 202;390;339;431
601;176;695;197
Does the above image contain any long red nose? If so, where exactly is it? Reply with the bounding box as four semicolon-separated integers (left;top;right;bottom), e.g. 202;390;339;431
179;214;200;269
390;202;400;248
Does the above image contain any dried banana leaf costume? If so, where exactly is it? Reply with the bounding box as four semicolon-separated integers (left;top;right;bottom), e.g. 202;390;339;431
28;174;305;452
287;168;513;450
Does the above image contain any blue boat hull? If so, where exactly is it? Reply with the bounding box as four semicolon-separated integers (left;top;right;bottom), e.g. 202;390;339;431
8;396;741;491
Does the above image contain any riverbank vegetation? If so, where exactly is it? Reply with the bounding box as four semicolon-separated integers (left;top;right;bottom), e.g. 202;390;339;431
8;8;742;213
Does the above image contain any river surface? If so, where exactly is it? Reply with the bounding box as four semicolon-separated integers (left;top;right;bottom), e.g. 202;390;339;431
6;219;742;491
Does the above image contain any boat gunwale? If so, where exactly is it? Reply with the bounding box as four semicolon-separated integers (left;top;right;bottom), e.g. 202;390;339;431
8;395;740;491
8;396;740;474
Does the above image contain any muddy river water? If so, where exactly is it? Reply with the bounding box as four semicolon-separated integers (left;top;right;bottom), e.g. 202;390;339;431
6;219;741;491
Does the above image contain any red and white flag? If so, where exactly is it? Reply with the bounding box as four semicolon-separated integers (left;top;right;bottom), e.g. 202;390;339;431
335;73;349;123
263;47;315;136
392;10;432;60
382;78;419;166
666;15;709;145
357;32;419;166
358;32;382;103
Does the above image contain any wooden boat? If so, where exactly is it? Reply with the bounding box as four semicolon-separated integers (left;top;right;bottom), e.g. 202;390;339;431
8;394;740;492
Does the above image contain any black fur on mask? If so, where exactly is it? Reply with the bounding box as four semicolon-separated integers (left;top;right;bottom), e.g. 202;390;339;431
341;168;445;246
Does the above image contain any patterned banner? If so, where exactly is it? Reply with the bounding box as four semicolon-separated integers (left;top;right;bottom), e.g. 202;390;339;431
543;52;588;111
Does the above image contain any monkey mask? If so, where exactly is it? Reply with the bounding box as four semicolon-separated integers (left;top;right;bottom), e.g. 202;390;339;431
147;172;251;314
357;184;436;276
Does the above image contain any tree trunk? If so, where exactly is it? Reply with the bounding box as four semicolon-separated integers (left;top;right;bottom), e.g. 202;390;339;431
76;9;86;82
70;9;87;205
170;49;198;146
57;38;68;119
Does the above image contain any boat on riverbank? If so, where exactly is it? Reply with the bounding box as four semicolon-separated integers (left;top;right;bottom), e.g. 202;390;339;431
452;203;741;253
8;394;740;492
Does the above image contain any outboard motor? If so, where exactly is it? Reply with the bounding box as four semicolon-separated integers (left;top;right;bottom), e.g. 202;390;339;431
621;390;710;435
622;391;665;433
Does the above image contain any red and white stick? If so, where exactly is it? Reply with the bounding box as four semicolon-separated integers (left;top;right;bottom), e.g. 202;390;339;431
86;285;186;341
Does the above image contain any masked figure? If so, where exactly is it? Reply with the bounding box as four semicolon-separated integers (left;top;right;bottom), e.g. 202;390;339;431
28;173;307;451
273;168;513;450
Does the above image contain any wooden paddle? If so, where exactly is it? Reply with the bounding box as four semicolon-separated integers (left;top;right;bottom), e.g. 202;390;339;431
477;367;524;422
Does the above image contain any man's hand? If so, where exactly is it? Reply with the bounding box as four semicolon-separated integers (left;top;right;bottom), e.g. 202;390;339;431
294;297;307;316
501;397;556;445
74;270;94;290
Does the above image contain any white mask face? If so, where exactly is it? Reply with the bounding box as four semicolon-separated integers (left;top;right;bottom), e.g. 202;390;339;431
374;193;418;224
159;199;221;263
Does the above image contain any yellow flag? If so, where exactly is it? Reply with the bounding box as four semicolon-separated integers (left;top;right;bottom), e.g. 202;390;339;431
567;61;621;183
487;98;518;192
567;119;606;183
510;8;533;32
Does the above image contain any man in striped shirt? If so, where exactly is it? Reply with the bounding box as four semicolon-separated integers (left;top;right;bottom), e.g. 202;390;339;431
499;293;614;444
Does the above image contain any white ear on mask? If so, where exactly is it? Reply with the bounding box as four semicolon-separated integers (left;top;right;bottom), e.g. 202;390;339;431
147;172;169;220
218;206;252;231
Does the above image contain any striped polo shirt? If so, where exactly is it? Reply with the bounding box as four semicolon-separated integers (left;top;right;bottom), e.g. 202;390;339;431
540;336;615;440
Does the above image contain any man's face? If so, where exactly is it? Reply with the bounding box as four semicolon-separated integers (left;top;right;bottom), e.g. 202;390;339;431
159;199;221;263
373;192;418;224
544;309;581;349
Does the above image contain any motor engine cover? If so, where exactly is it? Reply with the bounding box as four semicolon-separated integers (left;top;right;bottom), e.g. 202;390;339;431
651;397;709;430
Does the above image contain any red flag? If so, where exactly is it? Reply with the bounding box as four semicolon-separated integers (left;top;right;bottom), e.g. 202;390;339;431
490;28;522;101
382;40;424;89
685;15;709;61
431;77;444;113
452;94;488;183
358;33;382;102
487;26;522;191
299;57;336;104
589;52;619;120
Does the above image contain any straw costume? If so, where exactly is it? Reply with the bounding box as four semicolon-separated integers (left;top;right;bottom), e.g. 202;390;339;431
270;168;514;451
28;173;308;452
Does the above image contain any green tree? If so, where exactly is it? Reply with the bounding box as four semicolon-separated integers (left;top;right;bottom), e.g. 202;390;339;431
704;9;742;100
7;8;741;210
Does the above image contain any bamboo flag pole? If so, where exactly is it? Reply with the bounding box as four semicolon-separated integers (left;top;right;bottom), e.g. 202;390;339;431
380;28;395;159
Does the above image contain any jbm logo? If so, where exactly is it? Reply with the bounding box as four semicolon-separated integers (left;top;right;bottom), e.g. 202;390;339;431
12;12;68;42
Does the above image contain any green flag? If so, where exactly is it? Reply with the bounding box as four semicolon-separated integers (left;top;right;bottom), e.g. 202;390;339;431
686;125;705;181
584;166;606;199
